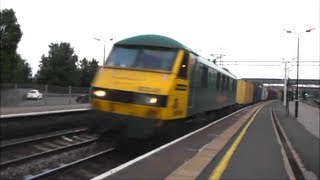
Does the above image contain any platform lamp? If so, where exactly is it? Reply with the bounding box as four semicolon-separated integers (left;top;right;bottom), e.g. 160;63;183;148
284;28;315;118
93;38;113;62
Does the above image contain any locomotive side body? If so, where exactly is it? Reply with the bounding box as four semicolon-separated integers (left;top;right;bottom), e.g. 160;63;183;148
187;55;237;116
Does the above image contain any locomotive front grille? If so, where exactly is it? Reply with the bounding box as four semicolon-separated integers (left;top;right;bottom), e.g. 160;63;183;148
92;87;167;107
108;89;134;103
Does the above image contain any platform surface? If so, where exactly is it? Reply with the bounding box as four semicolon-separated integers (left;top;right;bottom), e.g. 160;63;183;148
0;104;90;115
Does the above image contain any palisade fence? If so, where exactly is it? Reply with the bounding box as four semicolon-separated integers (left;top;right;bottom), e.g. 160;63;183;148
0;83;91;107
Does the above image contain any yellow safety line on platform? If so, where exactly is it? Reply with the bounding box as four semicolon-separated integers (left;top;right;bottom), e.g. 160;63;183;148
209;105;265;180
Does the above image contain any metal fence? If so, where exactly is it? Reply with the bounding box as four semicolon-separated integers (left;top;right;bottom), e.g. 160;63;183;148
0;83;91;107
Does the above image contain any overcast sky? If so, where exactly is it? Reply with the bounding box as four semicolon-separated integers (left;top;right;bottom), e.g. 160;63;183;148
1;0;319;79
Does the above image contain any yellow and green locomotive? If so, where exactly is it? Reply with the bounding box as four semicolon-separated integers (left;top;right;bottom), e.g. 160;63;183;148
91;34;237;137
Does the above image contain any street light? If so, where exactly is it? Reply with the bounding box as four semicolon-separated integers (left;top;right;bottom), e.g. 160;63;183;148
93;37;113;62
284;28;315;118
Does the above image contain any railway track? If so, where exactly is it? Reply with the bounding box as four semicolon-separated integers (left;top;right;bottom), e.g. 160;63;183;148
26;148;116;180
24;138;168;180
1;109;145;179
1;128;98;169
0;127;115;180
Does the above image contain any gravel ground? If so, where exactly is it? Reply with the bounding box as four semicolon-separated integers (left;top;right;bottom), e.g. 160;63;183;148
0;142;109;180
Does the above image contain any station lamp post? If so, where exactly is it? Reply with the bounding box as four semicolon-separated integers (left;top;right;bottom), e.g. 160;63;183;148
93;38;113;62
284;28;315;118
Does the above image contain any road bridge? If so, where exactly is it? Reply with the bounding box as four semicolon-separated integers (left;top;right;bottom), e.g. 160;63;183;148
243;78;319;86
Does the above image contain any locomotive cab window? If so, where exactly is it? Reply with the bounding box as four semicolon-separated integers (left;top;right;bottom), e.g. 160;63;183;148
105;47;138;67
105;46;177;71
177;51;189;79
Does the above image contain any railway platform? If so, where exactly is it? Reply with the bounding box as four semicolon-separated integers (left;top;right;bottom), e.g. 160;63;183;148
288;101;319;138
0;104;90;116
93;100;319;180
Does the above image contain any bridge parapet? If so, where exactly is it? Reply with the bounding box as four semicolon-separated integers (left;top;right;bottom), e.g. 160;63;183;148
243;78;319;86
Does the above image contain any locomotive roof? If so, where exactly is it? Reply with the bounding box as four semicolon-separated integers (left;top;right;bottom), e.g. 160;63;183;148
197;57;237;79
115;34;236;78
115;34;194;52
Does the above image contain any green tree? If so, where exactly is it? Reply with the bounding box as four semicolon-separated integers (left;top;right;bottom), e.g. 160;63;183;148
0;8;25;83
78;58;99;87
35;42;79;86
13;54;32;83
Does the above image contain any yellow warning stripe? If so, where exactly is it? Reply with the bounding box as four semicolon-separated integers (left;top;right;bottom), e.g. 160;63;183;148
209;105;265;180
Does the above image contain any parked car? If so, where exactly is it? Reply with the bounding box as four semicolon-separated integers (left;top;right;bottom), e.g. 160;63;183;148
76;94;89;103
27;90;43;100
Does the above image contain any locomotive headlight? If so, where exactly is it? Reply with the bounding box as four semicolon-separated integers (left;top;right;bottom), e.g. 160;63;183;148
93;90;106;97
144;97;158;104
135;94;167;107
149;97;158;104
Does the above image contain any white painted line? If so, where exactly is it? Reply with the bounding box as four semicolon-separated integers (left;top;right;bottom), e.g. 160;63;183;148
91;105;251;180
270;109;295;180
0;108;91;119
271;108;317;180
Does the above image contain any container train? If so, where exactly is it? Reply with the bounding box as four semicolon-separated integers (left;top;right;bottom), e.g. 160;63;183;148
90;34;277;138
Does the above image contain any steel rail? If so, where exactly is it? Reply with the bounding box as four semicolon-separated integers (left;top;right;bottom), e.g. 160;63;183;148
26;148;115;180
1;137;98;169
0;128;88;149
